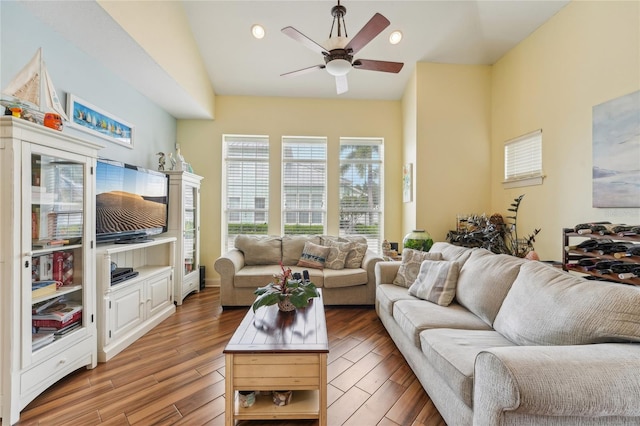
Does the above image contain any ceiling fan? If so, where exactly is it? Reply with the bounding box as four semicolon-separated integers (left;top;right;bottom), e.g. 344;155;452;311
280;0;404;95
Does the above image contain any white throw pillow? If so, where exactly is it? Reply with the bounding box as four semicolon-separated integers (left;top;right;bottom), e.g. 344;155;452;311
324;240;353;270
408;260;460;306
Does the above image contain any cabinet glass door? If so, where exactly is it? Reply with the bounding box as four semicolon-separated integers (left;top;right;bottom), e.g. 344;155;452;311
183;185;197;275
28;148;87;355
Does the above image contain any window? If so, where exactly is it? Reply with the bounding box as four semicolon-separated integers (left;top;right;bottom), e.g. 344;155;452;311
339;138;383;252
503;129;544;188
223;135;269;251
282;137;327;235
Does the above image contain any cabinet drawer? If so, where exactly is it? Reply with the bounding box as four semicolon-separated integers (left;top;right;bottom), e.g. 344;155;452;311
21;336;94;396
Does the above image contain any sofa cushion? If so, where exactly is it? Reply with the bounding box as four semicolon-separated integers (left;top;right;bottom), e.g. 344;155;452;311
494;260;640;345
234;265;285;288
393;249;443;288
323;268;368;288
455;249;525;326
430;242;475;265
376;284;418;315
408;260;460;306
420;329;516;407
297;241;330;269
235;235;282;266
324;240;353;270
393;299;492;347
282;235;321;266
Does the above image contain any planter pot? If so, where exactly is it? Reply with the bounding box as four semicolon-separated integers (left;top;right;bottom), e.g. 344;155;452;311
403;229;434;252
277;297;296;312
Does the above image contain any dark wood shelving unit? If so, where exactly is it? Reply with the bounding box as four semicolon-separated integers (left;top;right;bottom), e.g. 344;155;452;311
562;229;640;286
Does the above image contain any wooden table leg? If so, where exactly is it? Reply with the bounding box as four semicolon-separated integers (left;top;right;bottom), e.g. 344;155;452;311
225;353;234;426
319;353;327;426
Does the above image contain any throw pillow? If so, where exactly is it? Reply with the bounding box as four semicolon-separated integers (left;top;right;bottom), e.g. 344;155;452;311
345;242;368;269
324;240;353;270
297;241;331;269
393;248;443;288
408;260;460;306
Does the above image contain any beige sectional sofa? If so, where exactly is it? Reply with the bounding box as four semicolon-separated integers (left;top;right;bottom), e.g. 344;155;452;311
215;234;383;307
375;242;640;425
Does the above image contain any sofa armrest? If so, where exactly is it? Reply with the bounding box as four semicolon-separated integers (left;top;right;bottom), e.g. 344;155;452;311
214;248;245;291
474;343;640;424
374;261;401;286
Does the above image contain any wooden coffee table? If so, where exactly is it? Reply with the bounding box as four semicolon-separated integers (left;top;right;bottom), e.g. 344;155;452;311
224;290;329;426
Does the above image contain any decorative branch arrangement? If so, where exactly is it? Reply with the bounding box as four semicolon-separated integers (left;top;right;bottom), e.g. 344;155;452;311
447;194;541;258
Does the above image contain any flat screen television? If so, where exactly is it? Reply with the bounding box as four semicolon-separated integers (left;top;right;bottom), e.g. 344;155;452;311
96;159;169;244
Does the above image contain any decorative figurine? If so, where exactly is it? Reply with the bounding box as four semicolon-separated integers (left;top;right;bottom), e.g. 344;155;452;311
156;152;166;171
168;152;177;171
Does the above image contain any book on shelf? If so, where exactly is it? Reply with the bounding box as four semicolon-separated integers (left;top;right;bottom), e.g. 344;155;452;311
38;321;82;339
32;300;82;329
32;239;70;248
32;295;64;314
31;280;60;298
32;332;55;350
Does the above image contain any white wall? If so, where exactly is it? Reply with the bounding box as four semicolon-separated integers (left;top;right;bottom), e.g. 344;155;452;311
0;2;176;168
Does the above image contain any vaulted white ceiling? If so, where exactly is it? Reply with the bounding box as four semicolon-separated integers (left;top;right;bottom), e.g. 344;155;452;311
21;0;570;118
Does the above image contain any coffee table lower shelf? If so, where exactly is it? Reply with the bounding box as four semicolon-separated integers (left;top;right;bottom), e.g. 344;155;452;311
234;390;319;420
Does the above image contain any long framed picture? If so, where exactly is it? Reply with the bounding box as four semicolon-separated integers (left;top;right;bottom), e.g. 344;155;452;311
403;163;413;203
66;94;134;148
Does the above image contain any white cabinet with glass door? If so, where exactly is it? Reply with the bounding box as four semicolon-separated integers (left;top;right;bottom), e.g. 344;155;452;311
0;117;101;425
166;171;203;305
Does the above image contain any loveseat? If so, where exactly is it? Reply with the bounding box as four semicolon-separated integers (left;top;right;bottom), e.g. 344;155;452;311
215;234;383;307
375;242;640;425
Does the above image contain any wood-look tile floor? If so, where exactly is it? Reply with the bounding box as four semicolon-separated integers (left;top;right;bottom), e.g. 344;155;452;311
12;288;446;426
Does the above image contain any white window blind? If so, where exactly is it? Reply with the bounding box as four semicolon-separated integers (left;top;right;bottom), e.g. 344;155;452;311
504;129;544;188
223;135;269;251
282;137;327;235
339;138;383;253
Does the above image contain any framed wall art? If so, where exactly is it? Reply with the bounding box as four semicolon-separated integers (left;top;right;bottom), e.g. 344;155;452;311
67;94;134;148
403;163;413;203
592;90;639;207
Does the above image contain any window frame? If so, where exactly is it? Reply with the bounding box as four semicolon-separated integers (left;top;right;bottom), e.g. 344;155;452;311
339;137;384;252
503;129;544;189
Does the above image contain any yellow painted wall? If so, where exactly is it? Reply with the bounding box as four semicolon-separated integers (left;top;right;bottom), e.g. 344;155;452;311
411;63;492;243
178;96;403;283
401;69;418;234
491;0;640;261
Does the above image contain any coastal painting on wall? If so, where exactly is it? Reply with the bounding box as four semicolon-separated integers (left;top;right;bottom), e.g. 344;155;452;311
403;163;413;203
67;94;134;148
592;90;640;207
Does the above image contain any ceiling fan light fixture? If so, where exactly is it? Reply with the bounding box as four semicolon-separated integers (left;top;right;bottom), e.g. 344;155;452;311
389;30;403;45
326;58;352;76
251;24;266;39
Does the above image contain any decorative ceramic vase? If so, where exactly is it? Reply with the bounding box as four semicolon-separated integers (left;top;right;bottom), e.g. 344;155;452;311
272;390;293;406
403;229;434;252
277;296;296;312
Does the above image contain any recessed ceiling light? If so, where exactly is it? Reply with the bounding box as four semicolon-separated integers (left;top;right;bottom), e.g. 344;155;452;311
389;30;403;45
251;24;265;39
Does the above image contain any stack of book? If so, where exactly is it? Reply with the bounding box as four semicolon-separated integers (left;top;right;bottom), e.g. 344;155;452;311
32;300;82;330
32;280;59;298
32;332;55;351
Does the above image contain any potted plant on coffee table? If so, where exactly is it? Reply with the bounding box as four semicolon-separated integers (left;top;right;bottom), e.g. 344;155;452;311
252;262;319;312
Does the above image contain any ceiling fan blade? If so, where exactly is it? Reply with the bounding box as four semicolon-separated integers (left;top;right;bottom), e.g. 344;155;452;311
344;13;390;55
281;64;325;77
335;75;348;95
281;26;328;55
353;59;404;73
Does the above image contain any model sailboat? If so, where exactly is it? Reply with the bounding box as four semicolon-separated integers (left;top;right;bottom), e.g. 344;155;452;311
1;48;68;121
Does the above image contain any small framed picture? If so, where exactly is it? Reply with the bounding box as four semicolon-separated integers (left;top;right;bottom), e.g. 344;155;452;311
67;94;134;148
403;163;413;203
